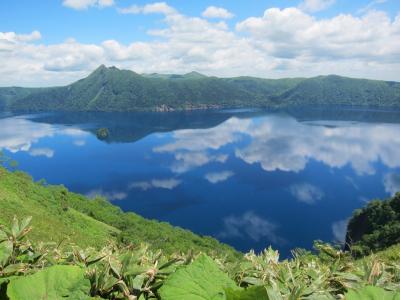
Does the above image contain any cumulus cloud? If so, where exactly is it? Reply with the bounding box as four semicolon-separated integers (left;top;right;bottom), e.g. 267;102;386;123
383;173;400;196
86;189;127;201
219;211;285;244
202;6;234;19
1;3;400;85
63;0;114;10
129;178;181;191
289;183;324;204
332;219;348;243
0;30;41;43
205;171;234;184
29;148;54;158
299;0;336;13
236;8;400;65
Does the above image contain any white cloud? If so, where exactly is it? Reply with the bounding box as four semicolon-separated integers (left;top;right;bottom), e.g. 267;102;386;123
202;6;234;19
29;148;54;158
383;173;400;196
86;189;127;201
0;30;41;43
1;4;400;86
129;178;181;191
332;219;348;243
219;211;285;244
289;183;324;204
299;0;336;13
118;2;176;15
205;171;234;184
62;0;114;10
236;8;400;67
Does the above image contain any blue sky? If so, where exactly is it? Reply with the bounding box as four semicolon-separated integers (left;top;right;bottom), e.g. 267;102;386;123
0;0;399;86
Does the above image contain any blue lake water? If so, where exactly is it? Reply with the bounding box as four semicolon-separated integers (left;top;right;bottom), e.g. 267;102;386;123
1;108;400;257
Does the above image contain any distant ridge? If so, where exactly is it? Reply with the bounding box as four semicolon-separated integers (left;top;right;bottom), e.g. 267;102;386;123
1;65;399;112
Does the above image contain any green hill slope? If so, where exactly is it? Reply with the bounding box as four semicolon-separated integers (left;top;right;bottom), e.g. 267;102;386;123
275;75;400;107
3;65;399;112
0;167;238;258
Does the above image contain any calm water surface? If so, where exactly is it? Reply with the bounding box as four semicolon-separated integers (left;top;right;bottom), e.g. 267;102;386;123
1;108;400;256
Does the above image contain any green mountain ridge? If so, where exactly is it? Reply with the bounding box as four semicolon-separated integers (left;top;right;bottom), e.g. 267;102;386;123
1;65;399;112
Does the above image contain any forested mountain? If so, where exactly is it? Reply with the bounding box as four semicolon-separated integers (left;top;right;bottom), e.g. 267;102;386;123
1;65;400;112
277;75;400;107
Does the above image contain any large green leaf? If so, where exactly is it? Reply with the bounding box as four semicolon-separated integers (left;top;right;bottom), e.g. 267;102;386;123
0;230;7;243
7;265;91;299
225;286;269;300
0;240;13;267
159;254;237;300
345;286;400;300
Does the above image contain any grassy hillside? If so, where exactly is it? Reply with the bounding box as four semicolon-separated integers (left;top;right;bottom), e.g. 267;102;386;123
0;167;238;259
3;65;399;112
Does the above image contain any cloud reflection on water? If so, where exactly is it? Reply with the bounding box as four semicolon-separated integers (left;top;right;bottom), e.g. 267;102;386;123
218;211;285;245
0;116;88;154
155;115;400;176
289;183;324;204
383;173;400;196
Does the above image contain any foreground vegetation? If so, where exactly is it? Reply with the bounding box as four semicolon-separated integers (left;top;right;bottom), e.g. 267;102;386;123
0;217;399;299
1;65;400;112
1;162;400;298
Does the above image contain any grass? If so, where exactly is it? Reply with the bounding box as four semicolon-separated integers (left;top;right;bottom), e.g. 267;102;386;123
0;168;118;248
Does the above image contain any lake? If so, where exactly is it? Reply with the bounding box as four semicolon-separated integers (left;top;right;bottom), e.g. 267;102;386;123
1;108;400;257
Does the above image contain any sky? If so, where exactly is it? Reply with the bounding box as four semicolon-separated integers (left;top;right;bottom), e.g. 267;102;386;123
0;0;400;86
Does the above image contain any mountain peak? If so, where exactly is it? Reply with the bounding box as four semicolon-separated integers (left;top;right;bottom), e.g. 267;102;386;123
184;71;207;79
96;64;107;71
86;65;127;81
